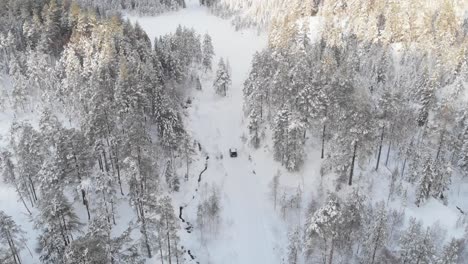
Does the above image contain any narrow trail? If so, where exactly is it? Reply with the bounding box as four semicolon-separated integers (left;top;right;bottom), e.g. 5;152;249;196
177;155;209;263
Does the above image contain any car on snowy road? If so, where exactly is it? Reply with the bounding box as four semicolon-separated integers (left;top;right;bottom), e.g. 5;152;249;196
229;148;238;158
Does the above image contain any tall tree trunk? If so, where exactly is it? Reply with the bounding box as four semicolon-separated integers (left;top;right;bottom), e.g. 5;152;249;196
103;193;111;224
370;229;382;264
111;199;116;225
27;176;37;201
349;142;358;186
72;154;86;205
27;190;34;208
102;149;110;173
158;233;165;264
58;219;69;246
84;199;91;220
61;213;71;244
174;239;179;264
328;239;334;264
141;213;152;258
401;157;407;179
13;181;31;215
321;124;326;159
114;144;124;195
376;126;384;170
98;154;104;172
6;232;20;264
385;140;391;167
435;130;445;161
167;230;172;264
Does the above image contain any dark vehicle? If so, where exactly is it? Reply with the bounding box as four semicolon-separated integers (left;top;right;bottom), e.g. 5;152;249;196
229;148;238;158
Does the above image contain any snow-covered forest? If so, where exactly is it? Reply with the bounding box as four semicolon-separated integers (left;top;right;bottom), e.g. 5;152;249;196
0;0;467;264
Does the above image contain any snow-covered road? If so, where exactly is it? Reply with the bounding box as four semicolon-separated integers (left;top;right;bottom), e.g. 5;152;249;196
129;1;284;263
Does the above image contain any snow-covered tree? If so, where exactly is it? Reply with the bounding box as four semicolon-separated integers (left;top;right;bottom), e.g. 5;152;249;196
305;195;343;264
0;211;26;264
202;33;215;72
0;151;31;215
35;190;82;264
361;202;388;264
399;218;436;264
213;58;231;96
270;170;280;210
415;158;436;207
287;227;303;264
438;238;461;264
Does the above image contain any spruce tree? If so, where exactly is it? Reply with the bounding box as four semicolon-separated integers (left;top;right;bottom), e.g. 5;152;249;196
202;33;214;72
213;58;231;96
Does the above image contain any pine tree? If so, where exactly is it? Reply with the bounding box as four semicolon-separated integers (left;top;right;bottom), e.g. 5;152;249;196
287;227;302;264
415;158;436;207
165;160;179;192
361;202;388;264
159;196;181;264
273;107;290;165
399;218;436;264
93;171;118;226
247;108;262;148
0;151;31;215
0;211;26;264
10;122;44;206
438;238;460;264
305;195;343;264
213;58;231;96
270;171;280;210
202;33;214;72
35;191;82;264
285;116;306;171
457;124;468;176
38;0;63;55
431;158;452;203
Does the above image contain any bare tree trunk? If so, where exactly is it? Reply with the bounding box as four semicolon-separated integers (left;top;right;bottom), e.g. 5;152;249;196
435;131;445;161
158;233;165;264
27;177;37;201
401;157;407;179
175;239;179;264
103;193;111;224
322;237;327;264
98;154;104;172
321;124;326;159
385;140;391;167
84;199;91;220
111;199;116;225
102;149;110;173
61;213;72;243
6;232;20;264
328;239;334;264
113;144;124;195
141;213;152;258
349;142;358;186
376;126;384;170
167;230;172;264
58;219;69;246
13;180;31;215
370;228;382;264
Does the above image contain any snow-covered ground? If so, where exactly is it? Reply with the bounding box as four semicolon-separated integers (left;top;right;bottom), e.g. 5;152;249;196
1;1;466;263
